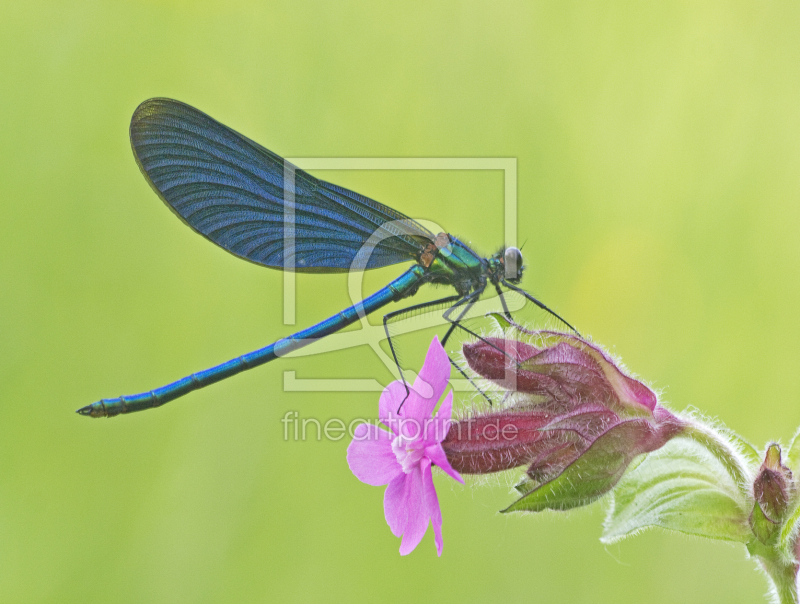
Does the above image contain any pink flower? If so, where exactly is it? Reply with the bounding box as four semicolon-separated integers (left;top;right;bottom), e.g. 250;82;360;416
442;330;685;511
347;336;464;555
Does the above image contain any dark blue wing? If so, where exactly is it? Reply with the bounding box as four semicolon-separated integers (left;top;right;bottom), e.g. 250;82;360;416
129;98;435;272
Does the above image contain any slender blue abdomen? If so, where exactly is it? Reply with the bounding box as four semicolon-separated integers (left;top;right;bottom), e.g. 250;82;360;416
79;266;426;417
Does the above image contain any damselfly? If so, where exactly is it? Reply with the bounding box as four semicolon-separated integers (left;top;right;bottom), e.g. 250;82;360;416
78;99;575;418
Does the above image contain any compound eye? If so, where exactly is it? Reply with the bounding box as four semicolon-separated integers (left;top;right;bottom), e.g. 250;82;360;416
504;247;523;280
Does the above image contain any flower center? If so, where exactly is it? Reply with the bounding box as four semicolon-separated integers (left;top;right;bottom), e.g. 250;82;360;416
392;433;425;474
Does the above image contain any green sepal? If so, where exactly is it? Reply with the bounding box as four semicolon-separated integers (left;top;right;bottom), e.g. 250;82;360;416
751;500;780;545
486;312;512;330
601;437;751;543
502;421;646;513
513;476;536;495
746;535;775;558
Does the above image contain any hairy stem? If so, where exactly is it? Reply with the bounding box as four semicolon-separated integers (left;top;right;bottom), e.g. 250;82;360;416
680;421;753;492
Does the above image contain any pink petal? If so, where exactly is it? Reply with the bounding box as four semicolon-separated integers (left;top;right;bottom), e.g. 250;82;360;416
422;460;444;556
404;336;450;420
379;381;407;432
384;474;408;537
347;424;403;486
424;390;454;443
426;443;464;484
435;388;454;421
398;463;429;555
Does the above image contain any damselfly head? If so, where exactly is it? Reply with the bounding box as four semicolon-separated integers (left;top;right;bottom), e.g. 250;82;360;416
504;247;524;282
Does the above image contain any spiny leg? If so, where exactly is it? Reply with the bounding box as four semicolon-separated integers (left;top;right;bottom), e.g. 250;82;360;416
500;280;580;336
447;356;491;406
495;284;512;320
439;285;527;365
383;294;462;409
436;288;497;405
441;284;539;406
440;286;484;346
383;292;495;408
441;285;557;405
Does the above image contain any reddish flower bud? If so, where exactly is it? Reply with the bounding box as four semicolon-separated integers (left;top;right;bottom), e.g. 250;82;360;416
442;331;686;511
750;443;793;544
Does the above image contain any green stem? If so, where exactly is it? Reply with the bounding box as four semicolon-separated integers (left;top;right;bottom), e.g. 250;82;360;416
680;421;753;490
757;551;798;604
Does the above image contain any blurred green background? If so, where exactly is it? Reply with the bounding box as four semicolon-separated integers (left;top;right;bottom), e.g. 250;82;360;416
2;2;800;602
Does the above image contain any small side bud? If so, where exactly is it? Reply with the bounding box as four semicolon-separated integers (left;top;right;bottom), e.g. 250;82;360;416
750;443;793;544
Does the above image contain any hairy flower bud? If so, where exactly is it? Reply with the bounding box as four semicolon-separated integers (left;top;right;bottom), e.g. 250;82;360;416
750;443;793;544
442;331;686;512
